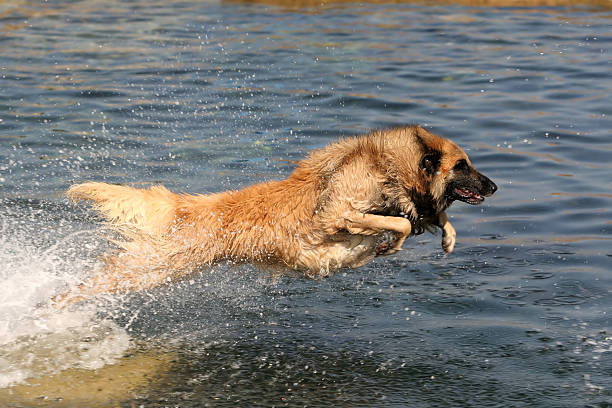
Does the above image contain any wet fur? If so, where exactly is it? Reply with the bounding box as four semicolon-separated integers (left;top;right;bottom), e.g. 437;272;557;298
58;125;496;303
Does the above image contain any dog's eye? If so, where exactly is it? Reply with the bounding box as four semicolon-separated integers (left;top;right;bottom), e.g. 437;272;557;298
453;159;468;171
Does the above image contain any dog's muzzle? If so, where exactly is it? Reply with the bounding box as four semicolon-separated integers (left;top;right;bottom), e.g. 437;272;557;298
448;171;497;205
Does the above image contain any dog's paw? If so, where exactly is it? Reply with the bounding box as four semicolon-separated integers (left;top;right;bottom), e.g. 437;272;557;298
441;230;456;254
375;231;397;255
375;240;392;255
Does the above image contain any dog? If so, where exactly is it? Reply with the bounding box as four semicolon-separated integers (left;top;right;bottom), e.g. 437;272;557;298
56;125;496;304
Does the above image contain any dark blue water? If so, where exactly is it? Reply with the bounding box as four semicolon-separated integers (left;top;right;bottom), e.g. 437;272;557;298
0;1;610;406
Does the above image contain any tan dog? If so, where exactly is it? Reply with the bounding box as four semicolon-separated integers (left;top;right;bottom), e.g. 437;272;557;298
57;125;496;304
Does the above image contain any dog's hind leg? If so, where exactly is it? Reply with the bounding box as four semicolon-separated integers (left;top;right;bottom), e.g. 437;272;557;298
52;252;179;308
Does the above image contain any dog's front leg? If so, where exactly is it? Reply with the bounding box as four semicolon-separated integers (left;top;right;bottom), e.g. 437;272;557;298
437;211;456;254
341;212;411;236
339;212;412;252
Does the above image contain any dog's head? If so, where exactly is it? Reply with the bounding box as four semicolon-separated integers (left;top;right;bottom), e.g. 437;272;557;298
440;156;497;206
414;126;497;209
380;126;496;216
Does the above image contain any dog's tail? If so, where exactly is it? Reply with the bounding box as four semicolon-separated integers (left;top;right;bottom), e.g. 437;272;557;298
54;182;194;307
67;182;178;234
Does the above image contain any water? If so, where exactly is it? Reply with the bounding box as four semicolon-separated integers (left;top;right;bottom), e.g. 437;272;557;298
0;0;610;406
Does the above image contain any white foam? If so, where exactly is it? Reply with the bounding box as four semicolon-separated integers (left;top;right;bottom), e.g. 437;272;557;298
0;210;132;387
0;307;131;388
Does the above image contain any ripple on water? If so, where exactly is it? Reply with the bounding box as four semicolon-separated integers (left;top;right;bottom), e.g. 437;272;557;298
424;297;473;316
467;259;506;276
526;248;550;257
524;270;554;280
76;89;127;98
490;286;546;306
532;279;602;307
534;295;588;307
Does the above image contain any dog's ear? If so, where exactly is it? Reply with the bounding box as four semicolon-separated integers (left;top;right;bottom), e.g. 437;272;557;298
420;152;441;175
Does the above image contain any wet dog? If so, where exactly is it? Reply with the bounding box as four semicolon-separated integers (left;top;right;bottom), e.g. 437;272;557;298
57;125;496;304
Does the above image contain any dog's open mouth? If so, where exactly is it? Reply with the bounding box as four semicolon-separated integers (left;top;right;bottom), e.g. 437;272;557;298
453;187;484;205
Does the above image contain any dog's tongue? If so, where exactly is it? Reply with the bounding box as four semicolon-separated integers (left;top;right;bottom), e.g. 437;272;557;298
455;187;473;197
455;187;483;202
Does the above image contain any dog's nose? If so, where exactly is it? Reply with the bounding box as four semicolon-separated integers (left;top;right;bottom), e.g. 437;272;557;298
479;173;497;196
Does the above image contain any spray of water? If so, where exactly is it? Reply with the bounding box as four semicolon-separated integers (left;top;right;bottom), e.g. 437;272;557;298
0;204;132;388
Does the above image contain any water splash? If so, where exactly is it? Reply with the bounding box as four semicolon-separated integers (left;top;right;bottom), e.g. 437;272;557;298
0;205;132;388
0;307;131;388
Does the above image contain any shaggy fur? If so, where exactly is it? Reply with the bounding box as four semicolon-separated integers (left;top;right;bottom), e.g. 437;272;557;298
57;125;496;304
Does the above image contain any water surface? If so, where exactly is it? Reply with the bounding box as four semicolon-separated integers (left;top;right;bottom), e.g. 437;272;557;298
0;0;610;406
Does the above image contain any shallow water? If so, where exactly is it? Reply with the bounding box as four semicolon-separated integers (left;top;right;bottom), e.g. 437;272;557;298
1;0;611;406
